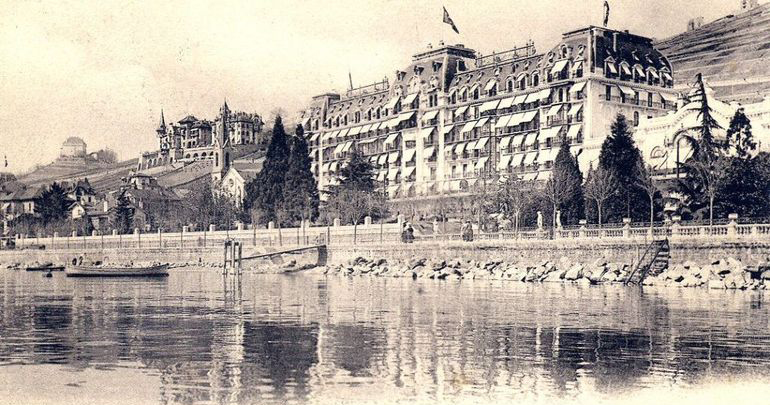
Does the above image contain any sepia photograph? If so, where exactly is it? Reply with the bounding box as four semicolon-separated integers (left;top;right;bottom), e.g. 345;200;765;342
2;0;770;403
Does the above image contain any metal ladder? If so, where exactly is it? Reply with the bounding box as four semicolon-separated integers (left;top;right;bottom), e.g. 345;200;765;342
625;239;670;285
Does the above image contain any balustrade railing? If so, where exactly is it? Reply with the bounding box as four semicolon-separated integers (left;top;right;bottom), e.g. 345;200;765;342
6;215;770;252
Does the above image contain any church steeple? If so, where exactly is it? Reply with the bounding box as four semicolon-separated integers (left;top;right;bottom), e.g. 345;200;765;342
157;109;166;134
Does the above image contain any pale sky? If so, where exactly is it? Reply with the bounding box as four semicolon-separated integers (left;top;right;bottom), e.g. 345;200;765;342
0;0;746;173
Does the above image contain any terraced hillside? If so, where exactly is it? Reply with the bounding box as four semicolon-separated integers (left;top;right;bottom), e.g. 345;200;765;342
19;158;139;193
656;3;770;103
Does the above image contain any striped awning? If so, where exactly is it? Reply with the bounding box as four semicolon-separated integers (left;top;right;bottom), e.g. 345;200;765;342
498;154;512;168
550;59;569;75
475;156;489;169
569;81;586;94
403;149;416;162
475;117;489;128
479;100;500;113
494;115;513;129
422;110;439;122
498;97;515;109
461;121;477;134
499;136;513;149
474;137;489;150
566;124;582;140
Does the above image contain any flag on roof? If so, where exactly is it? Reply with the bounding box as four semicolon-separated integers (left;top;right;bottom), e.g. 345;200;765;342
443;6;459;34
603;1;610;27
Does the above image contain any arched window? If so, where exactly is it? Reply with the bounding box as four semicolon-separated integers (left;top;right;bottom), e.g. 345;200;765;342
633;111;640;126
518;75;527;90
506;79;513;92
532;73;539;87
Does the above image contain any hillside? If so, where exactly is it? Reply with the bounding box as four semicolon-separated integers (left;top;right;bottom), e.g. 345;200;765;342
655;3;770;103
19;158;139;193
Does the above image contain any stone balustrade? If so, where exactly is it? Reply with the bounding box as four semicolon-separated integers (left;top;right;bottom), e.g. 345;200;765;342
6;214;766;252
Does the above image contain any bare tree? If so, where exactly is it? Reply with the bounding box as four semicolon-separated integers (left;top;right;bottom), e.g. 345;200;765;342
635;161;660;231
583;165;617;227
497;174;534;234
688;153;730;229
541;169;579;229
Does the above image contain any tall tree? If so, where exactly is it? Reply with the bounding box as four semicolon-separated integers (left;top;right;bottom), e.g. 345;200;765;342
323;148;387;232
685;73;724;162
553;139;584;225
284;125;320;226
496;174;534;233
634;161;661;230
584;165;617;226
334;148;377;192
244;116;291;226
111;190;133;234
598;114;647;222
677;74;728;220
725;107;755;158
541;145;581;230
36;183;71;224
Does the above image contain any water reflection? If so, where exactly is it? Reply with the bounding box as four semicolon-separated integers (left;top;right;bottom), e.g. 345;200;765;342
1;270;770;404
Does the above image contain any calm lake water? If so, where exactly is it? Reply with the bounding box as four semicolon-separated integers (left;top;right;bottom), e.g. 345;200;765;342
2;268;770;405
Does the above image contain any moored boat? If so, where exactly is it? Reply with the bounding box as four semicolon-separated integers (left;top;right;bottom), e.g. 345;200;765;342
65;263;169;277
26;265;65;272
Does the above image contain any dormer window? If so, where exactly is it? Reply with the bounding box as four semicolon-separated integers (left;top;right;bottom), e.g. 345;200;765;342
432;61;442;72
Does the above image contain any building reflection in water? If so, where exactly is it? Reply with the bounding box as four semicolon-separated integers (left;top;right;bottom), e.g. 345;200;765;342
2;271;770;404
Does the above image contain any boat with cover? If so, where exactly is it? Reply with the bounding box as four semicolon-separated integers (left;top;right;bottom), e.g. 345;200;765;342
65;257;169;277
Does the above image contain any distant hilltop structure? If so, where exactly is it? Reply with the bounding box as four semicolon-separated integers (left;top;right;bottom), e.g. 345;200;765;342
139;101;265;174
59;136;87;159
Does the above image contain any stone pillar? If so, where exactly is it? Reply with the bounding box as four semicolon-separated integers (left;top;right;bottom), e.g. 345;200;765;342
112;229;118;236
333;218;341;227
237;222;244;231
727;213;738;237
268;221;275;230
72;231;78;237
622;218;631;239
182;226;189;233
209;224;216;232
578;220;587;239
53;232;59;238
92;230;98;237
671;215;681;239
364;216;372;226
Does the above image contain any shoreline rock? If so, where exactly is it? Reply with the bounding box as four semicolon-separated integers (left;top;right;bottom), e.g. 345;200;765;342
317;256;769;291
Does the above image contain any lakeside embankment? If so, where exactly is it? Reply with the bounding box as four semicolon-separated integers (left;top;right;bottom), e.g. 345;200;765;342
4;239;770;289
314;255;770;290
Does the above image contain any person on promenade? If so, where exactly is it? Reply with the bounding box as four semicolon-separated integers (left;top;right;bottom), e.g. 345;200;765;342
406;223;415;243
466;221;474;242
401;222;409;243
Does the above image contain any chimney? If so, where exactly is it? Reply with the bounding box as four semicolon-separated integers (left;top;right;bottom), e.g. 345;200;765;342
612;32;618;52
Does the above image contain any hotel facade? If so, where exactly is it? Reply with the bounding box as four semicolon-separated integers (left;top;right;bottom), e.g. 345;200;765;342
300;26;679;200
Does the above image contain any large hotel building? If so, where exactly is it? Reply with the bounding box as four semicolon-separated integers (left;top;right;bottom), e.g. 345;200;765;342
300;26;679;200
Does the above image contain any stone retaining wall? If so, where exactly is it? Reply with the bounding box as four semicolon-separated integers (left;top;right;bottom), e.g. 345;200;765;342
328;239;770;267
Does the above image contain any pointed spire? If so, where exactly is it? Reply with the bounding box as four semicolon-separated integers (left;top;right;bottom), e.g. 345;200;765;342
158;109;166;131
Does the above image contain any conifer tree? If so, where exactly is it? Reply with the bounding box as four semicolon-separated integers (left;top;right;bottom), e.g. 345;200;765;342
323;148;387;227
725;107;755;158
715;112;770;218
284;125;320;225
36;182;71;224
598;114;647;222
553;139;584;225
111;190;133;234
244;116;291;226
